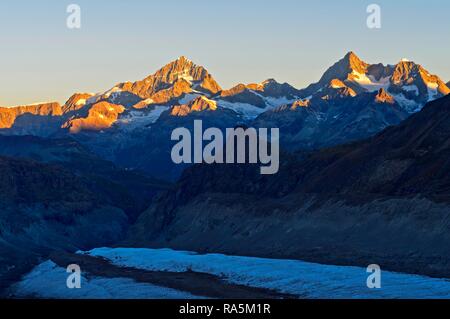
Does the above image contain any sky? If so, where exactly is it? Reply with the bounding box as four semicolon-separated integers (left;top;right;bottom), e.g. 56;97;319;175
1;0;449;106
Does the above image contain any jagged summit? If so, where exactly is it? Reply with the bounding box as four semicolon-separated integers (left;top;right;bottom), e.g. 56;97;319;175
390;60;450;104
147;56;201;84
343;51;369;73
41;53;450;120
391;59;424;82
319;51;369;83
298;52;370;97
299;52;450;112
115;56;222;101
0;53;448;186
1;53;449;140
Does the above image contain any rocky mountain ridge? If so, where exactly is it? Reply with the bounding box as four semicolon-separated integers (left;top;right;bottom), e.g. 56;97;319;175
3;52;447;135
1;53;448;180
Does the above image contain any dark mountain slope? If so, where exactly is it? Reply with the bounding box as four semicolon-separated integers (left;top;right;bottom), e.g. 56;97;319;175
129;95;450;278
0;135;172;220
295;93;450;197
0;156;129;293
253;89;408;151
113;104;243;181
0;134;173;294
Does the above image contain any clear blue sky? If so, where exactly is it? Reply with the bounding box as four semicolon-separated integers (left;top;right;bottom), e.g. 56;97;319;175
1;0;449;106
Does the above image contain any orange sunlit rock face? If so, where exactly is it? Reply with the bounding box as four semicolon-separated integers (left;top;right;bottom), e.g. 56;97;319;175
220;80;274;97
329;79;346;89
290;99;310;110
0;102;62;129
272;99;310;112
344;51;370;78
62;101;125;133
170;96;217;116
116;56;222;100
149;79;193;104
220;84;248;97
62;93;94;113
375;88;395;104
391;61;450;96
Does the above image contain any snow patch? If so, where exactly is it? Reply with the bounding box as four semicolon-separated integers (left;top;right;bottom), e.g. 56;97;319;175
86;87;123;105
117;105;169;129
103;87;122;99
217;100;269;120
403;85;419;96
178;93;202;105
75;99;87;106
391;93;421;112
352;71;372;85
178;74;194;84
352;72;390;92
264;96;297;108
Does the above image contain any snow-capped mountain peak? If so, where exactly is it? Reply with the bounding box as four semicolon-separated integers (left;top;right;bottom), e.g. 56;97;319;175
299;52;450;112
87;57;223;108
316;51;370;86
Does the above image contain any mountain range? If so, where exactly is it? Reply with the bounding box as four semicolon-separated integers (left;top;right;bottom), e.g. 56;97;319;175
1;52;448;180
1;52;449;294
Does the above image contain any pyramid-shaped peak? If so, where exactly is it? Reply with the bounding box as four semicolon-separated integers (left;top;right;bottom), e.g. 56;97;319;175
342;51;369;72
115;56;222;98
316;52;369;85
147;56;219;89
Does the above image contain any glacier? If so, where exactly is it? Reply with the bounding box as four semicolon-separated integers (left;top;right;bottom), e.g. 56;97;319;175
11;260;203;299
79;248;450;299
